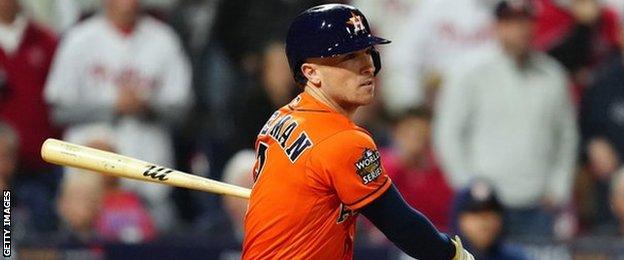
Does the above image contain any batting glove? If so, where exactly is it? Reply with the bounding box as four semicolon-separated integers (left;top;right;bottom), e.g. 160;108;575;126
451;235;475;260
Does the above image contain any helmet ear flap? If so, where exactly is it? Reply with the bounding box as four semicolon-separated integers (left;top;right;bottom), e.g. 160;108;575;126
371;49;382;75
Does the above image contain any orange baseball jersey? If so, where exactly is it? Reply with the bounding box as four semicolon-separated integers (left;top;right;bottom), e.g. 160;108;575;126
242;92;392;259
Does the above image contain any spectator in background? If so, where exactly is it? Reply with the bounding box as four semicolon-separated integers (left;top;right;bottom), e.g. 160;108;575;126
59;124;156;244
44;0;191;232
17;0;100;33
451;180;527;259
96;169;157;244
580;28;624;227
435;0;578;238
0;122;17;191
0;0;61;233
18;0;180;34
169;0;220;60
89;139;156;244
607;169;624;237
361;106;453;246
167;0;222;227
381;0;497;113
381;106;453;231
0;121;32;244
233;41;297;151
56;169;104;246
590;168;624;236
533;0;620;102
221;150;255;243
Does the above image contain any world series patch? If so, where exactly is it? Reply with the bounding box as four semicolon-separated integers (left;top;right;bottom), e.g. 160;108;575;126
355;148;382;185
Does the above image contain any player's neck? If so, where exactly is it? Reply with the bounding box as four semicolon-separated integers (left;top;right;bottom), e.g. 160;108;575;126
304;86;357;119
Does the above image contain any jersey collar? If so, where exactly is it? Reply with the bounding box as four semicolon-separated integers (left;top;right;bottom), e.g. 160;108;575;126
288;91;365;131
288;91;336;113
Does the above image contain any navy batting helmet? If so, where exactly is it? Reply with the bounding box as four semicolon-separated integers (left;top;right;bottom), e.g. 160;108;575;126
286;4;391;85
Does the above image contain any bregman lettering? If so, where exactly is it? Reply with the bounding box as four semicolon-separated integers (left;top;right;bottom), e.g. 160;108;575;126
259;113;313;163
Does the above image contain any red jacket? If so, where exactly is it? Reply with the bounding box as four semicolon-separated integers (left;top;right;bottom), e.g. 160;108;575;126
95;190;156;243
380;148;454;231
533;0;620;53
0;21;60;171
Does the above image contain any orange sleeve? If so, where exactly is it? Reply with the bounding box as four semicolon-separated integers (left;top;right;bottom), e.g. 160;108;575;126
307;129;392;211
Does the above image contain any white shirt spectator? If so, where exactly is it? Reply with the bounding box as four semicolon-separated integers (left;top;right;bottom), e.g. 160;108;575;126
351;0;421;49
383;0;497;113
434;46;578;208
20;0;180;33
45;14;191;230
0;15;28;55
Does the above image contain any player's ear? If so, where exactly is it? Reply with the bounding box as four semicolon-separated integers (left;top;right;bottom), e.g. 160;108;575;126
301;63;321;86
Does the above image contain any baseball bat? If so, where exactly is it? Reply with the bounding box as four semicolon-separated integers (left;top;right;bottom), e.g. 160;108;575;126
41;138;251;199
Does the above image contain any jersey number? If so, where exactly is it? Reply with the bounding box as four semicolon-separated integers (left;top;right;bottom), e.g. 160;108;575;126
253;142;269;182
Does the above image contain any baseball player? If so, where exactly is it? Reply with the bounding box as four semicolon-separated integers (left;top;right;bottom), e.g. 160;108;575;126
243;4;474;260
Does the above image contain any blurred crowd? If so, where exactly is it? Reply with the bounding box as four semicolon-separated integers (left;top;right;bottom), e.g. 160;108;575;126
2;0;624;257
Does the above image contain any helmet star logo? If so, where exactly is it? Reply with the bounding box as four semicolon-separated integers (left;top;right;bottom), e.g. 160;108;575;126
347;12;366;34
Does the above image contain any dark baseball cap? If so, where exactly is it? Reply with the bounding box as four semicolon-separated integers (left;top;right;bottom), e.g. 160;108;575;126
457;180;504;213
495;0;535;20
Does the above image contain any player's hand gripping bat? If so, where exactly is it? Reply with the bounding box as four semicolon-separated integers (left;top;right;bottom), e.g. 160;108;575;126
41;138;251;199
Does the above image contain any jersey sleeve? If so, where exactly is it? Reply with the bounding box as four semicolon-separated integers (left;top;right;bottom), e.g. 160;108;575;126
307;129;392;211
